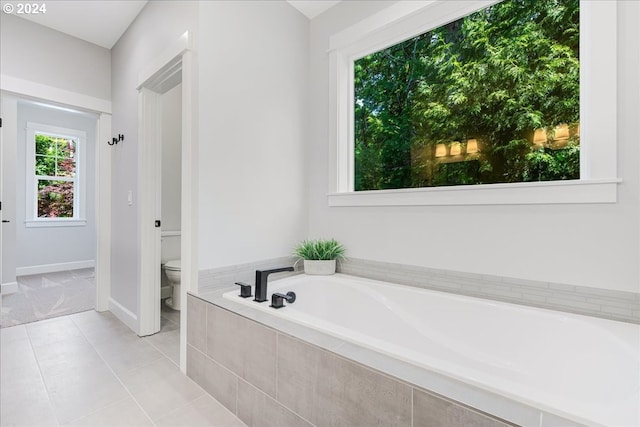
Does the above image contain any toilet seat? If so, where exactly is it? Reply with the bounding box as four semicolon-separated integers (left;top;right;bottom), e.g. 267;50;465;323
163;260;181;271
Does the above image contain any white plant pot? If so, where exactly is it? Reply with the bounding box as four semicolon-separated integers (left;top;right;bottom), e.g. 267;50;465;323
303;259;336;275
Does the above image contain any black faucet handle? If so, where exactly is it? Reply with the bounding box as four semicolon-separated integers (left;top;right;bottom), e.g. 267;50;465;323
234;282;252;298
270;291;296;309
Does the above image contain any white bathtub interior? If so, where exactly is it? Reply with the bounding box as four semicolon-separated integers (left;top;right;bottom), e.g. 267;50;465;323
222;273;639;427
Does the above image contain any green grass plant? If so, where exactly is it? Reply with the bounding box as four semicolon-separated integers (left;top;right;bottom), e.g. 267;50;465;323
294;239;345;261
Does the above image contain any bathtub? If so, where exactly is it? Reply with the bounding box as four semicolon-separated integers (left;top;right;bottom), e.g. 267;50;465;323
222;273;639;426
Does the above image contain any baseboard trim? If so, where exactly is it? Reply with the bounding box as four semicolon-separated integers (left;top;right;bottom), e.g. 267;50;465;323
109;297;138;334
16;260;95;276
1;282;18;295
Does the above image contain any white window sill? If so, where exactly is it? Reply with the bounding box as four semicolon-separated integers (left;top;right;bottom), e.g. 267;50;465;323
26;219;87;228
327;179;621;207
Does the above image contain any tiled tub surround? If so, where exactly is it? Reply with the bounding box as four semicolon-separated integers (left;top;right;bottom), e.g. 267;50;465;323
190;257;639;425
219;274;639;427
187;293;513;427
338;258;640;324
187;285;639;427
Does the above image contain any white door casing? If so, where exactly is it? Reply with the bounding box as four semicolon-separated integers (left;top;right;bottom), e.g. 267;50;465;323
136;32;197;373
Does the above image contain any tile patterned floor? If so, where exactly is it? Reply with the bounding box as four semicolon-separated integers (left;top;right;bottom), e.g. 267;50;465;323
0;305;246;427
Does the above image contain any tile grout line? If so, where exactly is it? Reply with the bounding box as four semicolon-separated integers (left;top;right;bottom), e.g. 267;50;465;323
9;309;214;427
199;308;311;426
144;308;223;422
63;396;133;426
143;324;181;369
275;332;279;401
187;343;236;398
236;375;314;427
131;350;211;422
144;338;180;369
204;298;208;356
162;344;239;422
69;314;158;427
220;308;419;426
190;344;242;386
235;376;240;417
186;343;248;424
411;387;414;427
154;390;210;422
23;323;63;427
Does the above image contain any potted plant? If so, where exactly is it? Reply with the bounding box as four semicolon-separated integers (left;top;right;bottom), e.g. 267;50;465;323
294;238;345;275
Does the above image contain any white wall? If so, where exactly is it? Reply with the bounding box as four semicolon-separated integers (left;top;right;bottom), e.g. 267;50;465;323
0;14;111;101
110;1;197;314
161;83;182;234
197;1;309;270
161;83;182;265
14;102;97;270
308;1;640;293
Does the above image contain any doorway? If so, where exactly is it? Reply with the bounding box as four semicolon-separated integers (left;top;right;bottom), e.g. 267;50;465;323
137;31;196;372
141;81;183;364
0;96;110;327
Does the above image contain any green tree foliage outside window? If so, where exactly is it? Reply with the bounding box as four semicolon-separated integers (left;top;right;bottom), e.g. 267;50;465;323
35;134;76;218
354;0;580;191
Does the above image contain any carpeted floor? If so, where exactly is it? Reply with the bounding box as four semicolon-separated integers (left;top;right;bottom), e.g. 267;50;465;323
0;268;95;328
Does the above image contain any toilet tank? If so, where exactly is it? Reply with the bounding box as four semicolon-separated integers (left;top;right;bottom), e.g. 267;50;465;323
161;232;181;263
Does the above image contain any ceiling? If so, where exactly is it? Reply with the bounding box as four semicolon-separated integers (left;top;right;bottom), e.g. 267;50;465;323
286;0;341;19
9;0;148;49
8;0;339;50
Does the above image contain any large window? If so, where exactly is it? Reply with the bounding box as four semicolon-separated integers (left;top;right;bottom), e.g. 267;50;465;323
329;0;618;206
26;123;86;226
354;0;580;191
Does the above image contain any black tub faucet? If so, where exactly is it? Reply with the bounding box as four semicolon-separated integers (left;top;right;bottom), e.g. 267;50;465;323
254;267;294;302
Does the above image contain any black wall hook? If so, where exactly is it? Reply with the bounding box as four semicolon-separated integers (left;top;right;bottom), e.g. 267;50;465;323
107;134;124;146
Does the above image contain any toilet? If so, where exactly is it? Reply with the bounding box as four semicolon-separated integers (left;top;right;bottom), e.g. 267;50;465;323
162;259;181;310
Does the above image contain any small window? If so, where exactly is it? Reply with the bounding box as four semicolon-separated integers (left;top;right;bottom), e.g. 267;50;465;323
35;134;78;217
26;123;86;226
354;0;580;191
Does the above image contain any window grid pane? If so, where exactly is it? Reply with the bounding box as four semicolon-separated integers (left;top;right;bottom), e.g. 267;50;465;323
37;180;74;218
35;134;77;178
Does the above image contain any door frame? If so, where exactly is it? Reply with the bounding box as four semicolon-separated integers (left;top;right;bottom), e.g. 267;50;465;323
0;81;111;310
136;31;197;372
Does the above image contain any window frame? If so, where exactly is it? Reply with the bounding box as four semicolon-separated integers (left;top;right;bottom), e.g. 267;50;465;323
327;0;620;206
26;122;87;227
